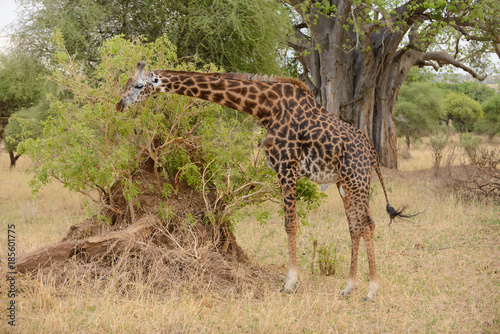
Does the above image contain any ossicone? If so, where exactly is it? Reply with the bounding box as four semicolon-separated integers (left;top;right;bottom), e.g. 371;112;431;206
136;61;146;70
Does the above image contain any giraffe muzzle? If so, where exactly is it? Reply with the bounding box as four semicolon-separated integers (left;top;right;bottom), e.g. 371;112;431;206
115;99;126;112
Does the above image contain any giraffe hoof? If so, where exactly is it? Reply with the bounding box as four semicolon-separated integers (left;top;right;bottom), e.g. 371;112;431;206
340;291;350;299
363;296;375;302
280;286;294;294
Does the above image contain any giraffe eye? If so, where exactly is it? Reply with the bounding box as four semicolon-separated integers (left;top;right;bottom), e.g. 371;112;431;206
153;78;159;84
135;83;144;89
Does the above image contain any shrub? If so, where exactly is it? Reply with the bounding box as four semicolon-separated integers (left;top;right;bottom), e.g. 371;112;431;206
429;132;449;172
459;133;498;168
311;240;343;277
459;133;482;163
476;94;500;138
18;32;324;233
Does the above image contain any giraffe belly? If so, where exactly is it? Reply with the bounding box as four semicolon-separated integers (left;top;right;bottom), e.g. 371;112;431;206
306;172;341;185
299;160;341;185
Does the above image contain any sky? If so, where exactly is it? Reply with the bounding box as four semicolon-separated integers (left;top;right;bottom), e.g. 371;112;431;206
0;0;20;50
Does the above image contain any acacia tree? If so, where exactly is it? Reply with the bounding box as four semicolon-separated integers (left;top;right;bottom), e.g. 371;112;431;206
393;82;443;149
443;91;483;132
476;94;500;137
12;0;290;74
0;53;50;166
285;0;499;167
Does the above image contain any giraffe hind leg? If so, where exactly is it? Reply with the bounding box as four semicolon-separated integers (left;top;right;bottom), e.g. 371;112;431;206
338;183;378;301
364;229;378;301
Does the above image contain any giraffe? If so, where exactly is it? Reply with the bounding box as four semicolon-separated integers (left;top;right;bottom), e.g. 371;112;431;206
116;61;415;301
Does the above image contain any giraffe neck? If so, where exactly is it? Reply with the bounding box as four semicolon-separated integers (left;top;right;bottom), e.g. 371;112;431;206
155;70;284;126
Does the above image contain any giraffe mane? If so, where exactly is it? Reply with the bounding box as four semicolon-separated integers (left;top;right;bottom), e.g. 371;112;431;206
152;70;309;92
217;72;309;91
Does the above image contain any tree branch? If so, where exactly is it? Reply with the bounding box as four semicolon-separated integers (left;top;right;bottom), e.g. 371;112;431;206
287;26;311;51
414;59;440;71
417;51;487;81
287;25;321;97
293;22;308;30
456;26;493;42
392;0;427;26
286;0;305;8
298;64;319;97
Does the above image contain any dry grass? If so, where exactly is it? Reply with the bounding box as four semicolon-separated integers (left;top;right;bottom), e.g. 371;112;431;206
398;135;500;172
1;144;499;333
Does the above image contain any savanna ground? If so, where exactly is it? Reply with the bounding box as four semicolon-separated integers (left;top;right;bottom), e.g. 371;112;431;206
0;136;499;333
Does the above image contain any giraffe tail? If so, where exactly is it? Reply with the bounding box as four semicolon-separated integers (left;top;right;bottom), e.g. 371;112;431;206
369;145;422;226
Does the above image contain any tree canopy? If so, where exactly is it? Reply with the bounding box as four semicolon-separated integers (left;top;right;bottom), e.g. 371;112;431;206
443;91;484;132
11;0;291;74
476;93;500;137
394;82;443;149
436;81;496;104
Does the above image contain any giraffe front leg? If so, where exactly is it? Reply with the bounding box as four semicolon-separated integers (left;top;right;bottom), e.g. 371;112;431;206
279;175;298;294
281;223;298;293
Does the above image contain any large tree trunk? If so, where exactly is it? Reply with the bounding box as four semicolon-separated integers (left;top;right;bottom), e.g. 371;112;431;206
288;1;490;167
299;30;411;168
290;7;409;168
288;2;431;168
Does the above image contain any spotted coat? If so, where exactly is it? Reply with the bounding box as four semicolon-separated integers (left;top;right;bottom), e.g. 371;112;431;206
116;62;405;301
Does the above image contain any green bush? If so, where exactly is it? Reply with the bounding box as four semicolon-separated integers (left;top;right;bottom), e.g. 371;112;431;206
429;132;450;172
18;33;323;226
394;82;443;149
476;94;500;137
459;133;483;163
315;240;343;277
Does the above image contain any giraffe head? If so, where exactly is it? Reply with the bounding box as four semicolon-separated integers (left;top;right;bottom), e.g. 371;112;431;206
115;61;162;112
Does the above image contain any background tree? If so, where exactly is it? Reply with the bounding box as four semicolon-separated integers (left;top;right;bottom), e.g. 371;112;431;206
4;0;292;166
404;67;435;84
9;0;500;169
166;0;292;74
476;93;500;137
0;53;50;166
443;91;483;132
0;54;47;137
394;82;443;149
285;0;499;168
12;0;291;74
436;81;495;104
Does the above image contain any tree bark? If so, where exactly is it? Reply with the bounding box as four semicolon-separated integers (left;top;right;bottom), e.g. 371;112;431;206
289;3;410;168
9;151;20;168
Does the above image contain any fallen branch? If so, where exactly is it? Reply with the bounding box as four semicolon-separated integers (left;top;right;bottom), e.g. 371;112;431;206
16;215;159;273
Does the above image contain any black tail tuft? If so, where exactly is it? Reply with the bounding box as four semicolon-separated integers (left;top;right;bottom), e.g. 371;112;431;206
386;204;423;227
